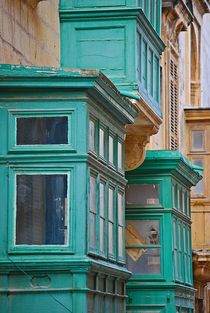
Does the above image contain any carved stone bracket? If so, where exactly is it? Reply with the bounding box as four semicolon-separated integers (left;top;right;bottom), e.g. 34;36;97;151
125;97;162;171
162;0;194;46
25;0;45;9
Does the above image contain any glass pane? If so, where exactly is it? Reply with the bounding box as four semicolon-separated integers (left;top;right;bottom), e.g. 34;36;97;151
192;159;204;195
107;278;115;293
118;141;123;169
192;130;204;150
117;281;124;295
17;116;68;145
109;135;114;164
90;176;96;213
99;128;105;158
16;174;68;245
118;226;124;257
98;276;106;292
90;212;96;249
90;119;96;152
126;248;160;274
118;192;123;226
100;182;105;218
126;220;160;246
108;188;114;221
100;218;105;252
87;274;96;290
109;222;114;254
126;184;160;205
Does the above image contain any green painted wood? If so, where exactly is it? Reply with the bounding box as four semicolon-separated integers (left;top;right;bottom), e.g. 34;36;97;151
59;6;165;117
59;0;162;35
0;65;135;313
125;150;201;312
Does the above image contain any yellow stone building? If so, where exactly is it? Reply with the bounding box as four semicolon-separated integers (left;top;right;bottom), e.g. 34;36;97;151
150;1;210;312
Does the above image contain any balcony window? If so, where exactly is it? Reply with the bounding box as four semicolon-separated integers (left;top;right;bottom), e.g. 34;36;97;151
126;184;160;206
126;219;161;275
16;174;68;245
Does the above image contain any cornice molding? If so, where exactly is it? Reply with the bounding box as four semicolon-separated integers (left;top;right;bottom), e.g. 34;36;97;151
185;108;210;122
60;8;165;54
126;150;202;187
0;65;138;126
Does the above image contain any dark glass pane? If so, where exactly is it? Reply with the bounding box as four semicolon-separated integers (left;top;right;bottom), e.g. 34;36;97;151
87;274;96;290
126;184;160;206
126;248;160;274
98;276;106;292
17;116;68;145
16;174;68;245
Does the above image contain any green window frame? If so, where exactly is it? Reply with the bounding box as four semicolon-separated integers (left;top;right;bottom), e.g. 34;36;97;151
8;108;77;153
88;115;124;173
126;216;163;279
125;181;162;207
173;218;193;285
8;166;73;254
88;169;125;263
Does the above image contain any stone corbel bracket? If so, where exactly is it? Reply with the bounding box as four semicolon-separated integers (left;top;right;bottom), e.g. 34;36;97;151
125;97;162;171
26;0;45;9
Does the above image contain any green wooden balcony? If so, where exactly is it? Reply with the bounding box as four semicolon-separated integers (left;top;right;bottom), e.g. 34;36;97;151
59;2;165;117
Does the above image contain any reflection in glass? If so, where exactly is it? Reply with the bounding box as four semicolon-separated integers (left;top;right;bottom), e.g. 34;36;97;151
126;184;160;205
118;142;123;169
118;192;124;258
100;182;105;253
90;119;96;152
192;159;204;195
90;175;96;249
108;188;114;254
99;128;105;158
126;248;160;274
109;135;114;164
192;130;204;150
16;174;68;245
126;220;160;245
17;116;68;145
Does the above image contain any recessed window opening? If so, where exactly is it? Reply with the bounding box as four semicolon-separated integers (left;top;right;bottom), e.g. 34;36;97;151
191;130;204;151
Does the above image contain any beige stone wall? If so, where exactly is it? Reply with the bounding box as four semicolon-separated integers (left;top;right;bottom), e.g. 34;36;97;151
0;0;59;66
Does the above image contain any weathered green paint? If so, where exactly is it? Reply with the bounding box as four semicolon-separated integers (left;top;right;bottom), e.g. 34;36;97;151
125;150;202;313
59;3;165;117
0;65;138;313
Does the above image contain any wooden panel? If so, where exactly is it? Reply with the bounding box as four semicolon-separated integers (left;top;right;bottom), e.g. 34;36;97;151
76;26;126;78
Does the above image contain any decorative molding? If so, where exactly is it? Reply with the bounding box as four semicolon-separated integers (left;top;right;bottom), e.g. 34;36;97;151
125;97;162;171
162;0;194;46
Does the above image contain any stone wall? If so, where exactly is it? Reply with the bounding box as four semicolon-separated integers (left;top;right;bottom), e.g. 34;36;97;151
0;0;59;66
201;13;210;107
